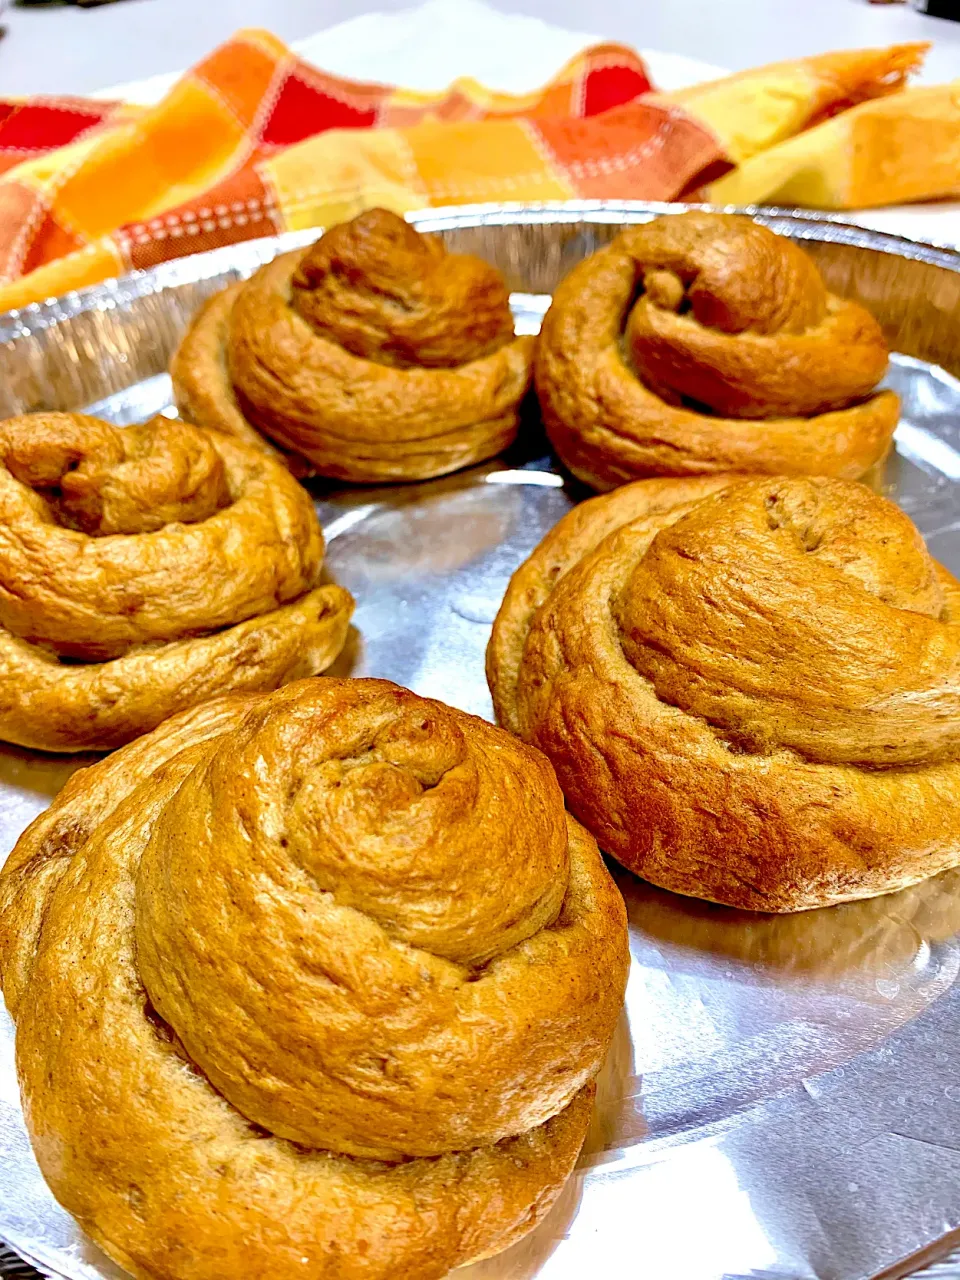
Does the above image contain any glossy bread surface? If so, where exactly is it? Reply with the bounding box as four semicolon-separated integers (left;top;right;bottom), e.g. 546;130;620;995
0;413;352;751
171;208;535;483
0;679;629;1280
535;211;899;489
489;474;960;910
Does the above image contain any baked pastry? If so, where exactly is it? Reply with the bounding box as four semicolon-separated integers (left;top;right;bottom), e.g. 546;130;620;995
535;211;900;491
171;207;535;483
0;677;629;1280
487;473;960;912
0;412;352;752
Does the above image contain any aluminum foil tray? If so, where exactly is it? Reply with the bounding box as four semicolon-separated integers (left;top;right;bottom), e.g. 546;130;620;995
3;202;960;1280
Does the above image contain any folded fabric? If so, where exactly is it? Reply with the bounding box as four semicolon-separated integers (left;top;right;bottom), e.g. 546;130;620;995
0;30;932;313
653;43;928;165
0;29;691;311
706;82;960;209
0;97;137;177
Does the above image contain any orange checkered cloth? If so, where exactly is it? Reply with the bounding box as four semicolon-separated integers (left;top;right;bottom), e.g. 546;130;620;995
0;29;725;313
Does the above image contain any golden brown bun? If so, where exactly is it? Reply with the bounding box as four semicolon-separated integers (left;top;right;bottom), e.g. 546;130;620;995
171;208;534;484
0;678;628;1280
487;474;960;912
0;412;352;751
535;212;899;491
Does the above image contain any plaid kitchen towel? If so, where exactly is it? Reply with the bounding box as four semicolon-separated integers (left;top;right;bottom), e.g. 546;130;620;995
0;28;716;310
0;30;928;312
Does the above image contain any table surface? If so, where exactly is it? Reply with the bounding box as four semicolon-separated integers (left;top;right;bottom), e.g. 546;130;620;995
2;0;960;96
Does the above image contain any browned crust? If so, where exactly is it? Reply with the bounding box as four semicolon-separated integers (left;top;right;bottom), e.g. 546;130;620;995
0;680;629;1279
0;414;353;751
0;584;353;752
488;475;960;912
170;247;534;485
534;214;899;490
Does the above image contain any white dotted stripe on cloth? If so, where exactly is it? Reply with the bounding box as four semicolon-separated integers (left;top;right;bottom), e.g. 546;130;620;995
579;53;652;78
106;101;690;263
564;125;672;181
515;117;578;189
265;136;677;216
516;114;675;189
4;234;112;289
5;96;110;118
573;66;587;120
119;196;278;249
386;133;426;196
280;66;386;116
257;166;292;237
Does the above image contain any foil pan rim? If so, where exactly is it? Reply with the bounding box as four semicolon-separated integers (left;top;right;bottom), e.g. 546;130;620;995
3;199;959;345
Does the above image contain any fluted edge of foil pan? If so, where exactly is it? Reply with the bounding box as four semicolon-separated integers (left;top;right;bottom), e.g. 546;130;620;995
1;199;960;421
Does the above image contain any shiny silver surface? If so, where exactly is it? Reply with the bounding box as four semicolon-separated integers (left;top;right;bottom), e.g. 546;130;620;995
3;203;960;1280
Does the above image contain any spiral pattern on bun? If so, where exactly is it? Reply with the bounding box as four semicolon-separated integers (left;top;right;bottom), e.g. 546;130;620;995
0;678;628;1280
171;208;535;483
535;212;899;490
488;474;960;911
0;412;352;751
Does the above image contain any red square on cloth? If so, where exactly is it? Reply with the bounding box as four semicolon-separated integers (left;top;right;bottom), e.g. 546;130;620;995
582;63;653;116
261;74;379;146
0;101;114;154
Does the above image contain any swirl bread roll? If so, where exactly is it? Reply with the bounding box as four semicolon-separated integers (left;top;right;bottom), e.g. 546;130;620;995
0;412;352;751
0;677;628;1280
488;474;960;912
535;212;899;491
171;208;535;483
